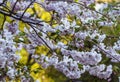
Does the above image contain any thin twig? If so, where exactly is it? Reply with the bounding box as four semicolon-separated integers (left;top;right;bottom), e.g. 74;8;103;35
0;8;43;26
74;2;115;23
0;0;7;6
10;0;18;14
28;23;54;53
89;40;120;62
20;0;35;18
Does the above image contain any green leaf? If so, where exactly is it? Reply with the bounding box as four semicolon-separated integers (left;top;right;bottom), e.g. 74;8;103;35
19;21;25;32
0;13;4;30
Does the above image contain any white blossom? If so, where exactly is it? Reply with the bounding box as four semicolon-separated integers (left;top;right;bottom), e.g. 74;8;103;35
0;0;120;81
7;68;16;79
86;64;112;80
95;3;108;12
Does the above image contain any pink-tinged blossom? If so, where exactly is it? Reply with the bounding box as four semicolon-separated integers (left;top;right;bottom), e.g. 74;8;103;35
0;57;7;68
75;30;106;43
75;31;88;40
0;0;3;3
61;49;102;65
7;68;16;79
86;64;112;80
6;21;19;34
113;40;120;50
75;40;84;48
0;28;20;79
71;50;102;65
1;0;120;81
54;56;85;79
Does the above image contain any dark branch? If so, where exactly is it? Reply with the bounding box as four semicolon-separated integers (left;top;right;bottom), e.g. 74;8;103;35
0;8;43;26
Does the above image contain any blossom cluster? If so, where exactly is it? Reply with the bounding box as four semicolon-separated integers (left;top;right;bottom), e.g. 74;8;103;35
84;64;112;80
0;27;20;80
0;0;120;82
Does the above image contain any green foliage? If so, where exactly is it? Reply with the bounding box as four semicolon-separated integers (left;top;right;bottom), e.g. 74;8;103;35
45;66;68;82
